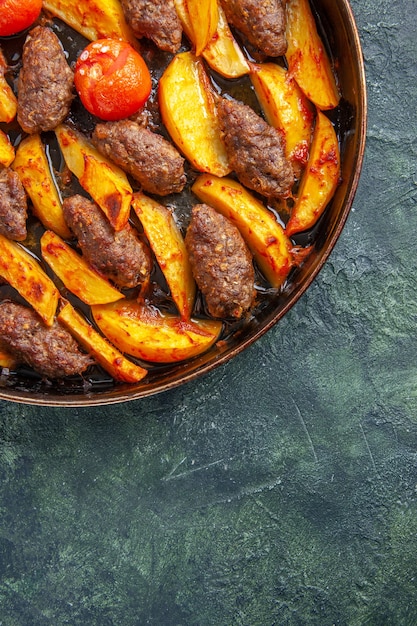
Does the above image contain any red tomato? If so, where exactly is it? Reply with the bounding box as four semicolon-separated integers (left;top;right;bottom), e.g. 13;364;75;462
0;0;42;37
74;39;152;121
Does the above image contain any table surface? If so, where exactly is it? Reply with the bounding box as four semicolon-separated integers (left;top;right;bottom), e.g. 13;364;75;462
1;1;416;624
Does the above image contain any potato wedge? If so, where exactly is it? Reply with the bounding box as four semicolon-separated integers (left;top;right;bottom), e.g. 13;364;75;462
192;174;294;288
175;0;249;78
41;230;124;305
286;110;340;236
12;134;71;239
131;193;195;320
201;4;250;78
0;80;17;123
285;0;340;110
159;52;230;177
0;129;14;167
0;348;17;370
250;62;314;172
43;0;137;45
0;234;59;326
79;154;133;231
58;301;147;383
92;300;222;363
0;49;17;124
55;124;133;231
184;0;218;56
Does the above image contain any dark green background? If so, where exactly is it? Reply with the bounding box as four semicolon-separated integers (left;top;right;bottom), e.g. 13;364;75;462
1;0;416;623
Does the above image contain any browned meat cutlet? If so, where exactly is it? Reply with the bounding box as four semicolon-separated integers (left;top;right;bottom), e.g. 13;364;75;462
220;0;287;57
185;204;255;319
217;97;294;199
62;194;152;290
17;26;74;134
0;169;28;241
92;120;186;196
0;301;92;378
120;0;182;54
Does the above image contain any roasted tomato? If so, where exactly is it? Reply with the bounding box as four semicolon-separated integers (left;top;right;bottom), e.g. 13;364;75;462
74;38;152;121
0;0;42;37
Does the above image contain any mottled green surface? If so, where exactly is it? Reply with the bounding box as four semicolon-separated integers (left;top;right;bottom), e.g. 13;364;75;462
1;0;417;624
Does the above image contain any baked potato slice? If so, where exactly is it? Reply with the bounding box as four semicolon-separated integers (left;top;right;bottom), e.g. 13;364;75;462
202;4;249;78
55;124;132;231
285;0;340;110
174;0;249;78
41;230;124;305
184;0;218;56
192;174;294;288
92;300;222;363
0;49;17;124
0;348;17;370
0;129;14;167
12;134;71;239
131;193;196;320
58;301;147;383
250;62;314;173
0;234;59;326
159;52;230;177
202;4;250;78
286;110;340;236
0;77;16;123
43;0;137;45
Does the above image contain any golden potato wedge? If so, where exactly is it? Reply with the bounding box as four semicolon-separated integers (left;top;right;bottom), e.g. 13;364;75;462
285;0;340;110
92;300;222;363
0;234;59;326
202;4;250;78
184;0;218;56
286;110;340;236
0;129;14;168
79;154;133;231
250;62;314;172
43;0;137;45
41;230;124;305
175;0;249;78
58;301;147;383
55;124;133;231
0;348;17;370
0;50;17;124
12;134;71;239
192;174;294;288
0;80;17;123
131;193;196;320
159;52;230;177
